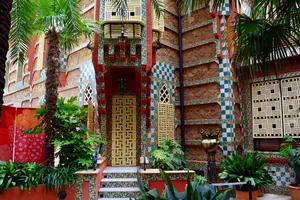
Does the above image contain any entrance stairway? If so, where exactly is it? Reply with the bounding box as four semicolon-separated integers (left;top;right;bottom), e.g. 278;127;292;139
98;167;141;199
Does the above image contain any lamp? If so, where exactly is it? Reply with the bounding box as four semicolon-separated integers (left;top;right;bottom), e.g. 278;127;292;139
86;41;94;51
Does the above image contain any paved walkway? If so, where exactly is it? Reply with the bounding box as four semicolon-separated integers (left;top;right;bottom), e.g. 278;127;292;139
230;194;291;200
258;194;291;200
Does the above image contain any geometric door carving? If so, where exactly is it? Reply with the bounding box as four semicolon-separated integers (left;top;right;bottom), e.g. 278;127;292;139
112;95;136;166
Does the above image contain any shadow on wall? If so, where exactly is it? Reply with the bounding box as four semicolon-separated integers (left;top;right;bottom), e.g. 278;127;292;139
0;106;45;163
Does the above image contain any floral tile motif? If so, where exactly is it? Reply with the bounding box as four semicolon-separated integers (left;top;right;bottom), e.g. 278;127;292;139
75;174;97;200
103;172;137;179
101;181;138;188
99;191;141;198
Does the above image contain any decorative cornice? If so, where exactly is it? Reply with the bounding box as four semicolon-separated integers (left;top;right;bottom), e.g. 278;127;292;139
176;119;242;125
160;41;179;50
182;19;214;33
182;39;217;50
175;97;241;106
164;24;178;33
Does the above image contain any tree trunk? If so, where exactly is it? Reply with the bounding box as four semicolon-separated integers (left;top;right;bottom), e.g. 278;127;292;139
0;0;12;114
45;29;61;166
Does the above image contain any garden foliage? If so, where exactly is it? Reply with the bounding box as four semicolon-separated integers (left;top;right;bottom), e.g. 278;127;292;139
219;152;274;191
25;96;104;169
149;140;186;170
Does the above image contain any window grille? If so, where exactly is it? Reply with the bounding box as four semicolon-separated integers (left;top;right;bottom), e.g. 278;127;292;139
252;77;300;139
84;85;93;105
158;85;174;144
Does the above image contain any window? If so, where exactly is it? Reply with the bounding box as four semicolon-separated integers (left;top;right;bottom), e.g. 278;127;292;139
157;85;174;144
83;85;93;105
252;77;300;150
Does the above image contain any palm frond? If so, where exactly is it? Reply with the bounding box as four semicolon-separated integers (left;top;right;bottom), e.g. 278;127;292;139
230;12;300;79
151;0;165;19
63;0;83;33
180;0;227;15
112;0;128;21
9;0;36;65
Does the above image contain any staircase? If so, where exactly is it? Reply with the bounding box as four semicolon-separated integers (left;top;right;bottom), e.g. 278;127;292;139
98;167;141;199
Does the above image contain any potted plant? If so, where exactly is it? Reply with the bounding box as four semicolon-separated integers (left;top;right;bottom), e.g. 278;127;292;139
280;136;300;200
219;152;274;200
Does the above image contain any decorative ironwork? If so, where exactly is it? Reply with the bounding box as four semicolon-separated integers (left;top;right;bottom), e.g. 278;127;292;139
84;85;93;105
112;95;136;166
281;77;300;138
199;129;220;183
158;85;174;144
252;81;283;138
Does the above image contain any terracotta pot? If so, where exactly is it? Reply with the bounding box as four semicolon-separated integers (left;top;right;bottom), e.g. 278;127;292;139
257;186;264;197
235;189;258;200
288;185;300;200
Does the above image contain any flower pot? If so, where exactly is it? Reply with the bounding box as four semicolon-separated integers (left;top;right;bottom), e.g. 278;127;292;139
236;189;258;200
288;185;300;200
257;186;264;197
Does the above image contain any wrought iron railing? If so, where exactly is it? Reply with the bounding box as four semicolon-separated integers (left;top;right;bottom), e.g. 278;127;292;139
93;143;103;170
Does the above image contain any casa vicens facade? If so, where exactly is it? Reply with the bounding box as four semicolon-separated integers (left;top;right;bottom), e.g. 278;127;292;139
3;0;300;195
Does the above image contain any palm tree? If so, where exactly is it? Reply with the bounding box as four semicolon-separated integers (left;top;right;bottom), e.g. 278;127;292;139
9;0;98;166
180;0;300;78
0;0;12;114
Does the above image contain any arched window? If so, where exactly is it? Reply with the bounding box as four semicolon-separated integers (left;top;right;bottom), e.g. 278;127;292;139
157;85;174;144
83;85;94;134
83;85;93;105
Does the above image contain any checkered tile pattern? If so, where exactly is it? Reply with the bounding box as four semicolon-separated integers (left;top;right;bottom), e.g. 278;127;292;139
79;62;95;82
219;16;236;155
152;62;175;82
217;0;230;15
60;49;68;72
78;61;97;106
150;62;176;150
265;164;295;186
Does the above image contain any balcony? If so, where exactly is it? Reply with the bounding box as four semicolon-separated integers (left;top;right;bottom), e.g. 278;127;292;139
152;2;164;42
103;0;143;39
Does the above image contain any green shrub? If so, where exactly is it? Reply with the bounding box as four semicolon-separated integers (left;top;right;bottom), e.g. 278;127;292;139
25;96;105;169
280;136;300;186
0;161;43;193
218;152;274;191
36;164;77;190
149;140;186;170
136;169;231;200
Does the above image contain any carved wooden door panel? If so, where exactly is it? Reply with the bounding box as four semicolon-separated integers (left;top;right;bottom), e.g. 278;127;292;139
112;95;136;166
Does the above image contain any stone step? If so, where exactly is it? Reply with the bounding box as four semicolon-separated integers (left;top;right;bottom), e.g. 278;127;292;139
102;167;139;179
101;178;138;188
98;187;141;198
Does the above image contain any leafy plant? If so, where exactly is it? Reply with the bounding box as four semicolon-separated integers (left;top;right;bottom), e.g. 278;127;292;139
0;161;43;193
280;136;300;186
218;152;274;191
136;169;231;200
25;97;105;169
35;164;77;190
149;140;186;170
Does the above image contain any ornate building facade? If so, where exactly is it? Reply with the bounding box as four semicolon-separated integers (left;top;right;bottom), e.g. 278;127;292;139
3;0;300;195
